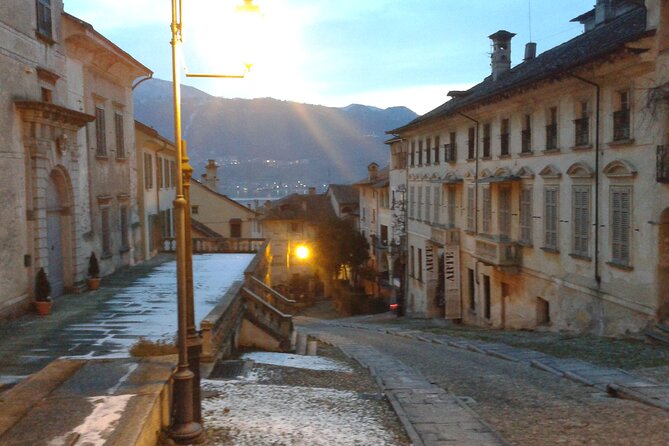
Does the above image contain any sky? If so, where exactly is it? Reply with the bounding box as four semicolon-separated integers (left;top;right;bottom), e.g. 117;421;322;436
63;0;592;115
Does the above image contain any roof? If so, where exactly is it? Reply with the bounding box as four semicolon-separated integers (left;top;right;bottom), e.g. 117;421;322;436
389;6;649;134
191;218;223;238
191;179;259;216
135;120;175;148
327;184;359;205
261;193;335;222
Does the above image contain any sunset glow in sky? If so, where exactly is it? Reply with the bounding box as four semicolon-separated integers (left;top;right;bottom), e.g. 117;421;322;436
63;0;591;114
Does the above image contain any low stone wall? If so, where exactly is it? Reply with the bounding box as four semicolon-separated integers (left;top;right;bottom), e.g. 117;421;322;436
200;281;245;362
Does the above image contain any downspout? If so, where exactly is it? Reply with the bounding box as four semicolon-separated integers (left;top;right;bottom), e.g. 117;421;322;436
458;112;480;236
155;143;167;253
132;73;153;91
569;73;602;287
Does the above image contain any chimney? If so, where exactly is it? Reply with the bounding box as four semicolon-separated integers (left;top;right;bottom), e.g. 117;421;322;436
595;0;615;25
368;162;379;182
203;159;219;191
489;30;516;81
524;42;537;61
308;187;316;195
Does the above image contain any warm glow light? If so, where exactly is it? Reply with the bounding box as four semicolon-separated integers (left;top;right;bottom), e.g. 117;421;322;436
295;245;309;260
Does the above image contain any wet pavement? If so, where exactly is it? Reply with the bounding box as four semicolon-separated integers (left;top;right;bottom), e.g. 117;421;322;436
0;253;253;387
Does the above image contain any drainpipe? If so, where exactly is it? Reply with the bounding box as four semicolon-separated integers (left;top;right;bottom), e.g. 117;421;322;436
131;73;153;91
569;73;602;287
458;113;480;236
154;143;167;254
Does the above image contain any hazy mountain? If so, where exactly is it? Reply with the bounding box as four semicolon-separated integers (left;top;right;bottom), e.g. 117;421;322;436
133;79;417;188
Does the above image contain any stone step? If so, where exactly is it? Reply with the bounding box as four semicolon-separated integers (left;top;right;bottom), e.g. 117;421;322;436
646;327;669;346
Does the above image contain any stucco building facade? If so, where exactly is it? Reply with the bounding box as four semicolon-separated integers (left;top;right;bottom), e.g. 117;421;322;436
389;0;669;335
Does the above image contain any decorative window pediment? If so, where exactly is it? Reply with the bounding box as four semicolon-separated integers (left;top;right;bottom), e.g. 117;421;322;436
516;166;535;179
603;160;637;178
463;169;475;180
479;168;493;179
539;164;562;179
494;167;512;178
567;162;594;179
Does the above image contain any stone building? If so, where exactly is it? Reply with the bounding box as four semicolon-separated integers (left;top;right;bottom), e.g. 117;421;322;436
326;184;359;220
388;0;669;335
0;1;149;319
135;121;176;261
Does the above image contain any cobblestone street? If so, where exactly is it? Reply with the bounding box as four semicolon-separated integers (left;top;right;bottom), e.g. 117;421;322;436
299;312;669;445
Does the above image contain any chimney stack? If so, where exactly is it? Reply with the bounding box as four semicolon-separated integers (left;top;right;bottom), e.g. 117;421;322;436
308;187;316;195
489;30;516;81
524;42;537;61
202;159;219;191
595;0;615;25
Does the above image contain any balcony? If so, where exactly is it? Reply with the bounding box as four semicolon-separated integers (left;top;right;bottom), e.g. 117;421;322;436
474;236;521;268
658;145;669;183
431;227;460;245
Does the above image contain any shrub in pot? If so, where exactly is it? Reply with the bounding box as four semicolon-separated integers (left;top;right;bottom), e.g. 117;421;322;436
87;252;101;290
34;267;52;316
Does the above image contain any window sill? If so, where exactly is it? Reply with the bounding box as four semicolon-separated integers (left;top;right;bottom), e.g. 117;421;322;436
499;154;511;159
35;31;56;45
116;157;128;162
540;247;560;254
467;158;476;162
606;261;633;271
519;151;534;157
518;241;533;248
95;154;109;161
542;148;561;154
101;252;113;260
481;156;492;161
569;253;591;262
119;246;130;254
464;229;476;235
571;144;593;151
608;138;635;147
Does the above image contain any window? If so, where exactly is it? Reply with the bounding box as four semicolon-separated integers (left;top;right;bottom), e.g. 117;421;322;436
115;113;125;159
468;268;476;312
520;186;533;244
410;246;415;277
409;186;415;219
120;205;129;250
157;156;163;189
466;185;475;231
161;209;173;238
468;127;476;159
499;186;511;239
170;160;176;188
522;114;532;153
482;123;491;158
425;186;432;222
482;187;491;234
611;186;631;266
362;207;366;221
434;136;440;164
101;207;111;256
230;219;242;238
613;90;631;141
417;186;423;220
500;119;510;156
191;205;199;215
572;186;590;257
36;0;52;38
447;132;457;163
95;106;107;157
417;248;423;282
290;222;300;233
418;140;423;165
447;186;456;228
372;208;376;223
544;186;559;251
380;225;388;245
546;107;558;150
41;87;52;103
144;153;153;189
483;274;491;320
575;100;590;146
426;138;432;164
536;297;550;325
410;141;416;166
433;186;440;225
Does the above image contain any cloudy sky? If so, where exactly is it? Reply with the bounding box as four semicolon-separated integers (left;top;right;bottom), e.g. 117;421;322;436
63;0;591;114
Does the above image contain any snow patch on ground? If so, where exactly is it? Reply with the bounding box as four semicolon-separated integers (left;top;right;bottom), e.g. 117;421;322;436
241;352;353;372
202;379;397;446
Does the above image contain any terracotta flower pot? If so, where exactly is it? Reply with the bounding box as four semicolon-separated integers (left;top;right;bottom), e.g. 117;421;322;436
87;277;101;291
34;300;52;316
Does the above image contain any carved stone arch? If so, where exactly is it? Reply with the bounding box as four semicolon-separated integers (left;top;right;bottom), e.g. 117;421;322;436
603;159;637;178
567;161;595;179
463;169;475;180
516;165;535;179
539;164;562;179
494;166;512;177
479;168;493;179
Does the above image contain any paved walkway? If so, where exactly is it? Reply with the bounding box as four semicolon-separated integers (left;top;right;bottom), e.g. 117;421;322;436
331;317;669;413
303;326;506;446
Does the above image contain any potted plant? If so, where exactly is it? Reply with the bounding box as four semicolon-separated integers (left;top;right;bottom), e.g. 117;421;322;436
87;252;101;290
34;267;52;316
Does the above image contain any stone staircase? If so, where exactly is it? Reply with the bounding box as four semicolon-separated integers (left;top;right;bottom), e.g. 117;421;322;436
645;319;669;346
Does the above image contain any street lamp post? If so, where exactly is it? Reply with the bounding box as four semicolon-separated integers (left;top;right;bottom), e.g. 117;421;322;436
169;0;261;442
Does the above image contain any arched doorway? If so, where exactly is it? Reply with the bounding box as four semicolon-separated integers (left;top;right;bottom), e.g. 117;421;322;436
45;170;72;297
658;208;669;319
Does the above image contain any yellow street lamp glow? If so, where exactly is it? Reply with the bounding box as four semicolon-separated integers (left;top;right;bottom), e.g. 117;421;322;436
295;245;309;260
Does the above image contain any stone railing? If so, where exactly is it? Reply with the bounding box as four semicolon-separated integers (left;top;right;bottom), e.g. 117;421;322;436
245;275;298;314
160;237;266;254
474;236;521;267
241;287;294;351
200;281;245;362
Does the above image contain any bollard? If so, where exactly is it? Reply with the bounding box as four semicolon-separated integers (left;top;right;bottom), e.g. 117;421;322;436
295;332;307;355
307;340;318;356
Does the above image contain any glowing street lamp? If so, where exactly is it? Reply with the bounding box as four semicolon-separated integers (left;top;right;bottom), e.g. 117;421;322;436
169;0;261;443
295;245;310;260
